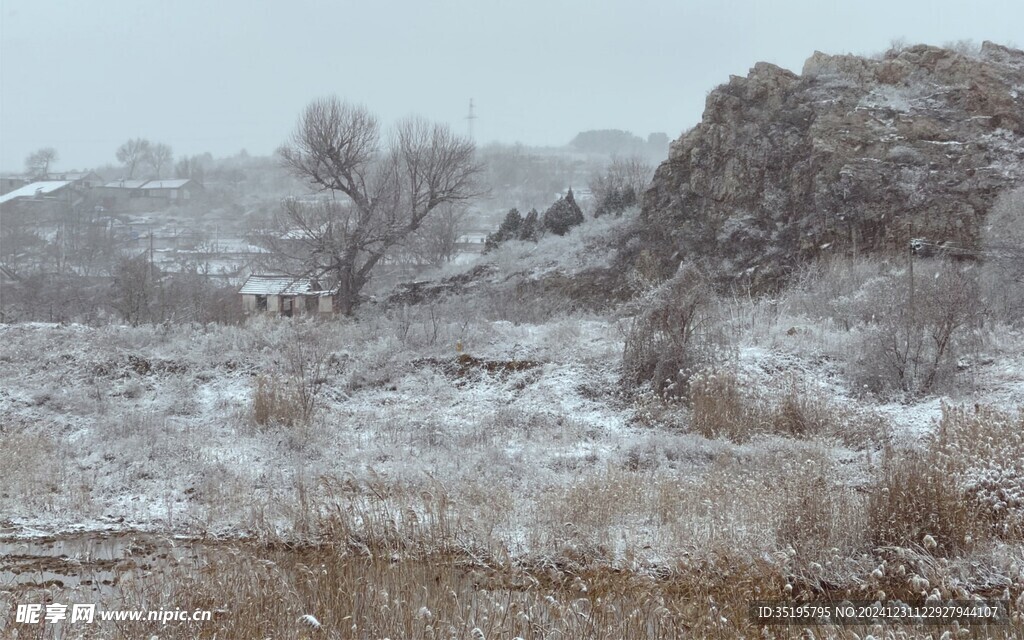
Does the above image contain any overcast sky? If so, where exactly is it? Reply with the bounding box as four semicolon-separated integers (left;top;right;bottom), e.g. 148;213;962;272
1;0;1020;172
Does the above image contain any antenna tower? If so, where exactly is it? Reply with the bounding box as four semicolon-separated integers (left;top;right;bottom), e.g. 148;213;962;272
465;98;477;140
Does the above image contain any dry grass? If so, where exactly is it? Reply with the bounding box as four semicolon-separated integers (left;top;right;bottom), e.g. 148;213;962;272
867;444;984;557
868;404;1024;556
252;375;305;427
689;368;838;443
5;459;1024;638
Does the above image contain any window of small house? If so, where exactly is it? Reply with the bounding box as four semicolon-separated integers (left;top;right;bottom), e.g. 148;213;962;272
256;295;267;311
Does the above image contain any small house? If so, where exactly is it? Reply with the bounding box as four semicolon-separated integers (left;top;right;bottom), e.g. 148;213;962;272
99;179;203;211
239;274;337;317
140;179;203;202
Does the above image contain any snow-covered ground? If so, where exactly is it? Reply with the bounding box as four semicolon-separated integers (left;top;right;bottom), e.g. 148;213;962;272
2;214;1023;602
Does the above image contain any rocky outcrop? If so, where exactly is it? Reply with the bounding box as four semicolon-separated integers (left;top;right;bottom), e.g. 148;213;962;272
639;42;1024;287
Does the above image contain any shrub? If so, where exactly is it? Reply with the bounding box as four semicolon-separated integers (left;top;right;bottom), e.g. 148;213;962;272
622;262;724;398
541;188;585;236
848;259;981;396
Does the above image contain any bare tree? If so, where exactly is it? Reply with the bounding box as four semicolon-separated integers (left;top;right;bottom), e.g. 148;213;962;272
116;138;152;179
406;203;466;267
981;186;1024;322
174;155;206;183
276;97;480;314
589;155;653;217
148;143;173;179
24;147;58;178
110;254;153;326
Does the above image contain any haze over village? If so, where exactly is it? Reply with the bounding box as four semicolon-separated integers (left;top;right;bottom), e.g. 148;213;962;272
2;1;1024;638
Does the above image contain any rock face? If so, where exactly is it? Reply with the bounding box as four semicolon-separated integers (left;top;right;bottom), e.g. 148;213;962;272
640;42;1024;286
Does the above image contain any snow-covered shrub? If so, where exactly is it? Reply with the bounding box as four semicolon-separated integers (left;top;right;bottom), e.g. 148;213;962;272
846;259;981;396
784;255;897;327
622;262;725;397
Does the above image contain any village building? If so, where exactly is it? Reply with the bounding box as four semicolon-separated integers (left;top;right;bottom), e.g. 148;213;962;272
42;171;105;189
0;180;75;207
238;274;338;317
99;178;203;211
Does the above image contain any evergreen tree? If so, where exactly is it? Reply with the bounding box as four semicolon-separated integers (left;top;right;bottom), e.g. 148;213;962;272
499;208;523;237
518;208;540;241
542;188;585;236
484;208;524;252
594;185;638;218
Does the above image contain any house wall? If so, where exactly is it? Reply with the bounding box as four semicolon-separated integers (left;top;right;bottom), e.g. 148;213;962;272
241;290;335;316
242;294;256;313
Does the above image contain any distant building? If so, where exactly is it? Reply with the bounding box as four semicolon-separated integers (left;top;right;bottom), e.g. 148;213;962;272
42;171;104;189
139;179;203;202
0;175;29;196
238;274;338;317
0;180;74;206
100;178;203;211
1;171;103;197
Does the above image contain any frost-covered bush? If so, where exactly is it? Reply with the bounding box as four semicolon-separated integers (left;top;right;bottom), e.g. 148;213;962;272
846;259;981;396
622;262;725;397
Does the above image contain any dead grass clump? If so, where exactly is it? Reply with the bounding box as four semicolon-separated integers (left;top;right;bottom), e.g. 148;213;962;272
767;379;834;438
935;403;1024;540
689;370;835;442
867;444;983;556
776;466;865;559
689;368;757;442
869;404;1024;556
252;375;304;427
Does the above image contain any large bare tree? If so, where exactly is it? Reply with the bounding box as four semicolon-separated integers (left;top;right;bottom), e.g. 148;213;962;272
148;143;173;179
116;138;152;179
24;147;58;178
276;97;480;314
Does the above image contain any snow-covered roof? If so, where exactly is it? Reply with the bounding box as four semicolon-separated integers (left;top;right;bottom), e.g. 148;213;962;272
102;179;196;190
143;179;193;189
0;181;72;204
239;274;335;296
103;180;149;189
43;171;100;182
